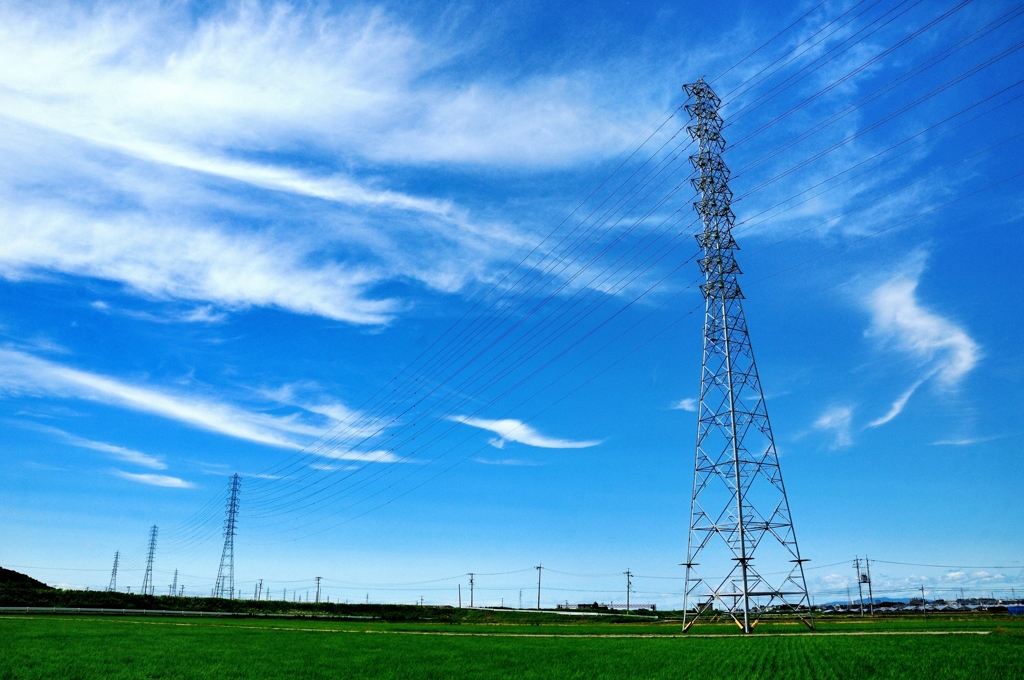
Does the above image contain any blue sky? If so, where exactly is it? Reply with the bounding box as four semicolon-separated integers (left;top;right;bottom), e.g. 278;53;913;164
0;0;1022;606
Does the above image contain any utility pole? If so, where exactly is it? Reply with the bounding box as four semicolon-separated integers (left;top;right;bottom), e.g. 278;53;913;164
169;569;178;597
315;577;322;603
519;589;523;610
179;585;184;597
624;570;633;615
107;551;120;592
864;556;874;616
536;564;543;610
853;558;865;616
141;525;158;596
468;573;475;608
680;77;811;635
214;474;241;598
458;584;461;608
920;585;927;614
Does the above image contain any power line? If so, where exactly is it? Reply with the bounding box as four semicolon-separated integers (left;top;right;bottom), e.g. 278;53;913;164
232;0;864;516
729;5;1024;172
149;0;1024;548
710;0;831;84
728;0;1012;152
746;168;1024;286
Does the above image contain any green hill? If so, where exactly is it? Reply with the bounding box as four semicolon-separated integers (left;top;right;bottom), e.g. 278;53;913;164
0;567;52;590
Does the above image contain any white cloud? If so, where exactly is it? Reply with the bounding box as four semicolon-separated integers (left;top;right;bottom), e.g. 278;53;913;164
92;300;229;325
0;2;640;168
112;470;193;488
0;1;662;324
939;570;1006;584
86;138;458;218
930;437;997;446
320;449;403;464
866;264;980;386
813;406;853;448
178;306;228;323
867;376;927;428
309;463;358;471
260;383;365;430
450;415;601;449
473;457;543;466
0;347;362;449
19;422;167;470
0;206;397;325
70;437;166;470
670;398;697;411
864;256;981;427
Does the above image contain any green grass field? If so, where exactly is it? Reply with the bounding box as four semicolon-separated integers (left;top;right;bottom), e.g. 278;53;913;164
2;612;1022;679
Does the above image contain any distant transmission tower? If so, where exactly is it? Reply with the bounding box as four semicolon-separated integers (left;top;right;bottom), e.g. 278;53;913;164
141;525;158;596
214;474;241;598
681;78;812;634
169;569;178;597
107;550;119;592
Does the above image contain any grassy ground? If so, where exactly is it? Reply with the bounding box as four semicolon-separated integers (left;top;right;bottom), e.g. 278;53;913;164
1;612;1022;679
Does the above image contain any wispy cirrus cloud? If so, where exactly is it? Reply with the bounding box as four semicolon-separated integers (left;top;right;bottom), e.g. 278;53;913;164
473;457;543;466
450;415;601;449
321;449;403;463
112;470;193;488
866;265;980;386
867;376;928;428
13;421;166;470
930;436;1000;446
865;254;980;427
0;0;659;325
0;204;399;325
0;347;364;450
91;299;228;325
0;1;641;168
813;405;854;448
669;397;697;411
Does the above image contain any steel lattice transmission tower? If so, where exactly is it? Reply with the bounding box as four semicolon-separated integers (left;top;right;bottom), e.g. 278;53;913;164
214;474;241;599
141;525;158;596
107;550;119;592
681;78;812;634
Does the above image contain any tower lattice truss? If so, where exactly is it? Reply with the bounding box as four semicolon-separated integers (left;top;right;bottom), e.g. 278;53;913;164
682;79;812;633
214;473;241;599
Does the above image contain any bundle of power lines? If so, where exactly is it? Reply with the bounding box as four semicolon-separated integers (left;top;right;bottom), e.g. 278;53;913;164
138;0;1023;568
